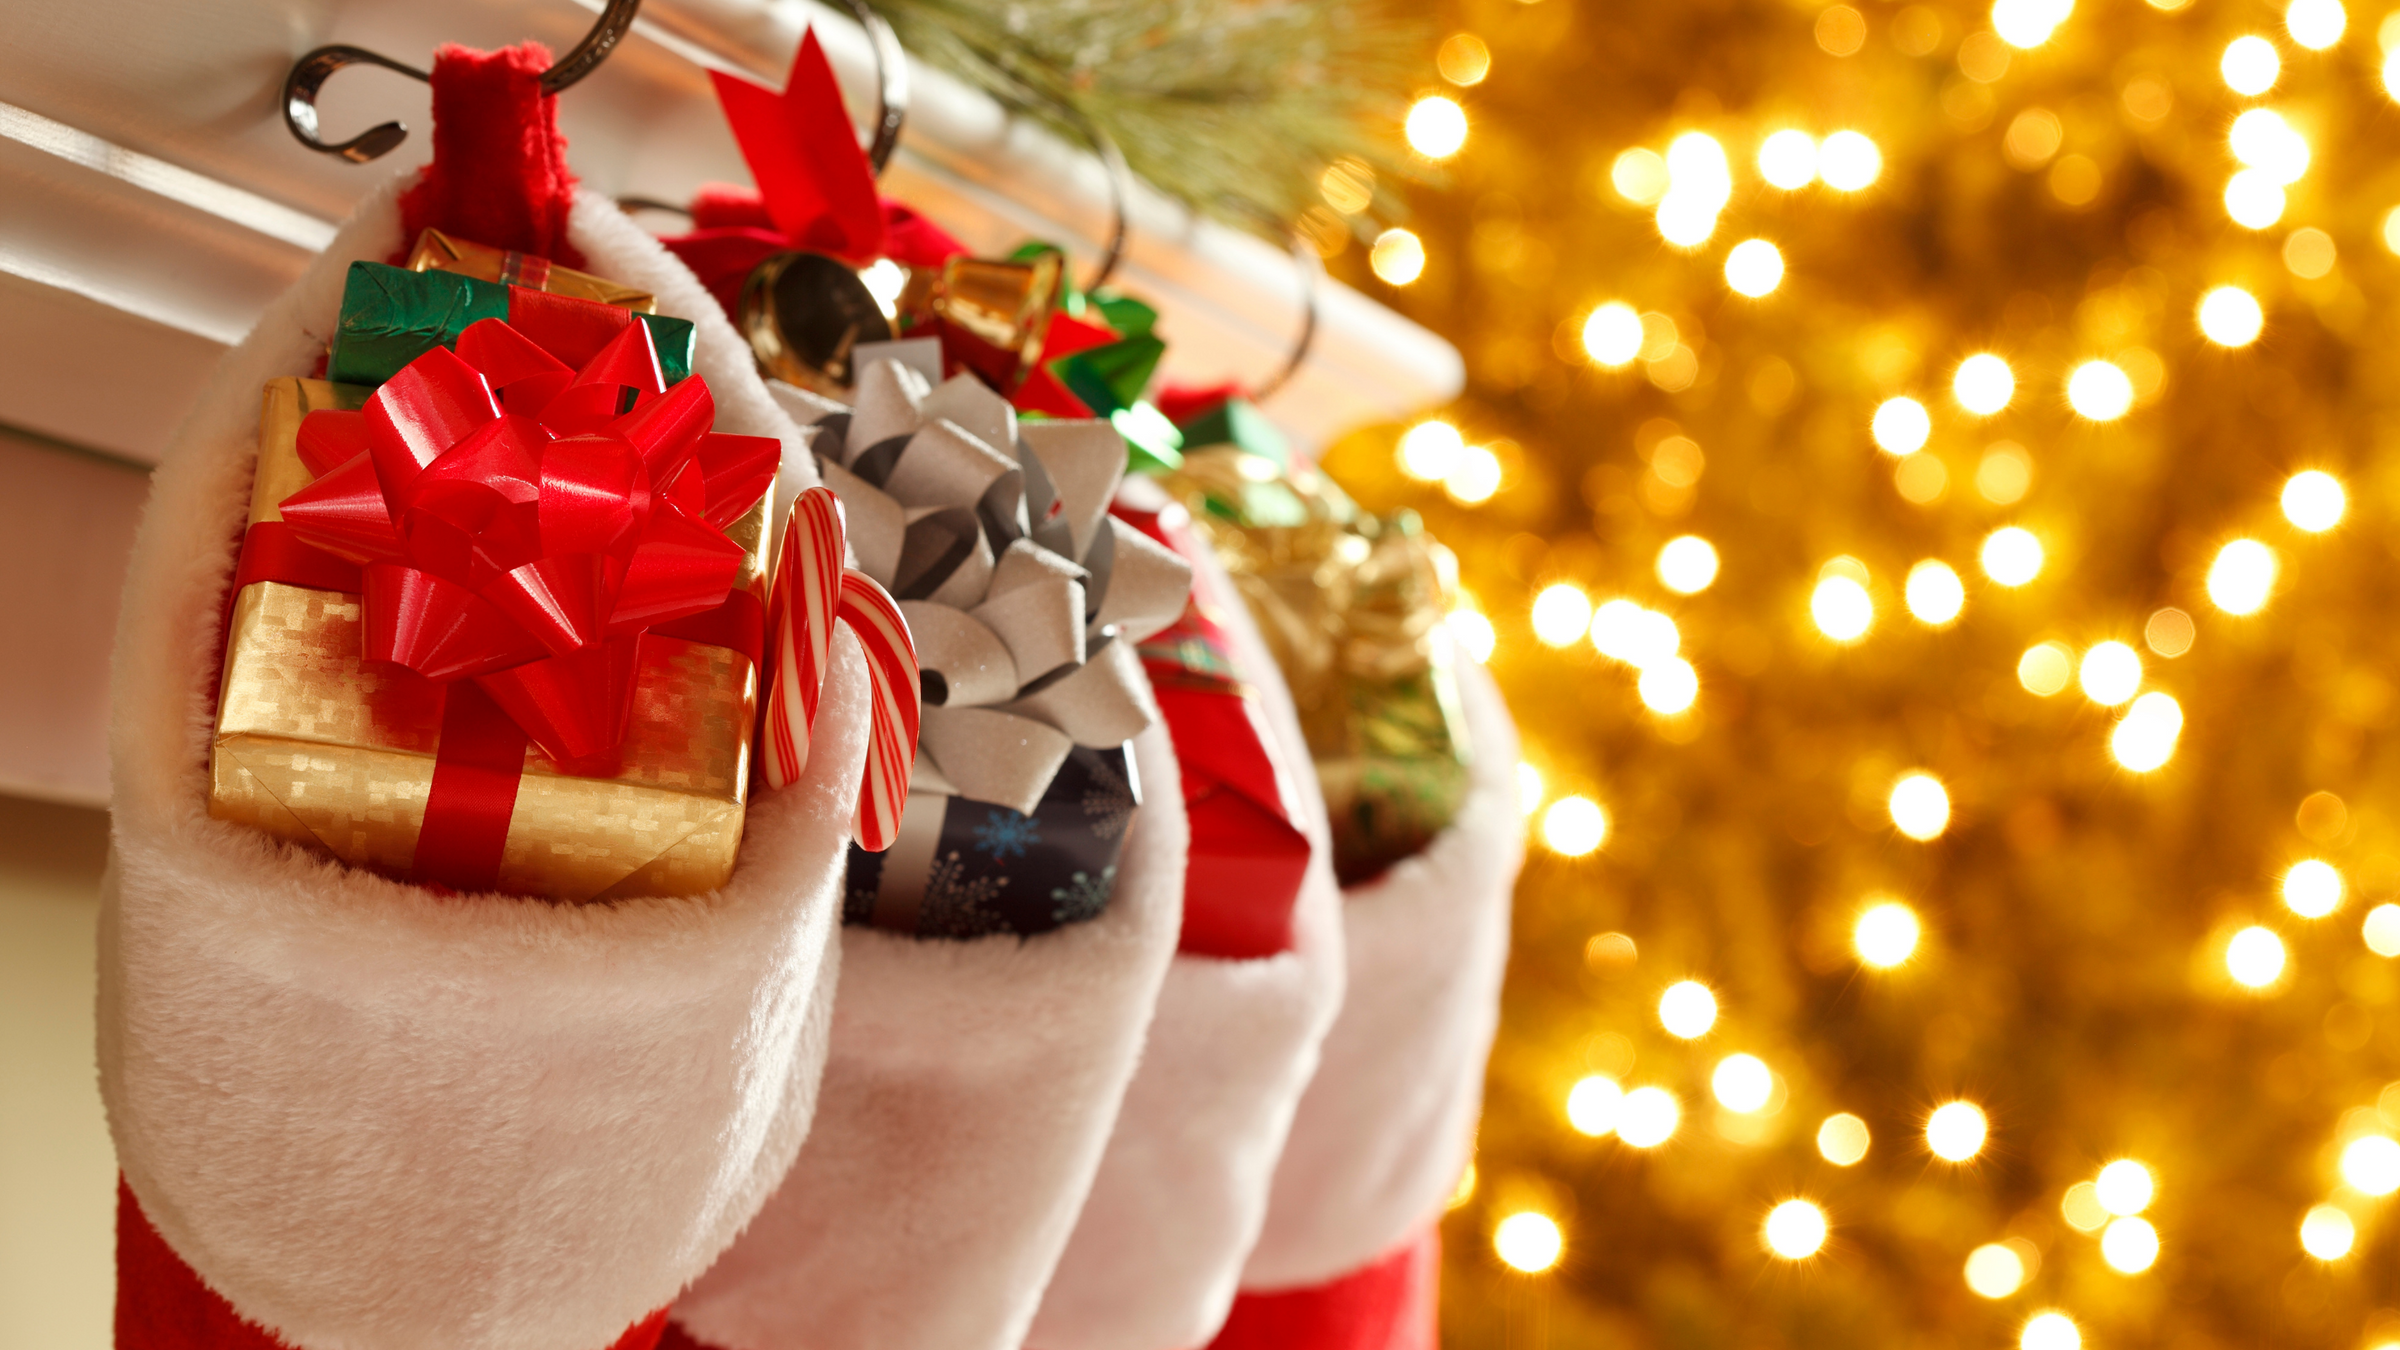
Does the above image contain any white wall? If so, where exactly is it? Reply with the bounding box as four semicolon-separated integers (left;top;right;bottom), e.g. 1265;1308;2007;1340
0;793;114;1350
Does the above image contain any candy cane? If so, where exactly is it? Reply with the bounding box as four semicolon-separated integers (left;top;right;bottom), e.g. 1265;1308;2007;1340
763;487;921;852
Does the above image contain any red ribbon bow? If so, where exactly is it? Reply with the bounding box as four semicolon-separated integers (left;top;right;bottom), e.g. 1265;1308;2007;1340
660;28;967;319
278;318;780;766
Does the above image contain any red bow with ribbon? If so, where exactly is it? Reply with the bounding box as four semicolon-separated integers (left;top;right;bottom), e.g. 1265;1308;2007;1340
661;29;967;319
277;318;779;767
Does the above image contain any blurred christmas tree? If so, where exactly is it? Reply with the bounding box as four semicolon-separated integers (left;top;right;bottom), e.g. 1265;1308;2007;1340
1309;0;2400;1343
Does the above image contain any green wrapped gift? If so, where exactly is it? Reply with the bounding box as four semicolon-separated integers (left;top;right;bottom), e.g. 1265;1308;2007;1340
1158;447;1472;886
327;262;695;388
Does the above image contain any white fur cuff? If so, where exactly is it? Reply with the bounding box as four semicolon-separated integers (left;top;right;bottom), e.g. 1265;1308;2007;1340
100;184;850;1350
1239;656;1521;1291
671;721;1185;1350
1027;524;1348;1350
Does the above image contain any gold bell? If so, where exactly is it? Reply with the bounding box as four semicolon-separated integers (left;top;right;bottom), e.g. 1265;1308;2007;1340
736;251;895;396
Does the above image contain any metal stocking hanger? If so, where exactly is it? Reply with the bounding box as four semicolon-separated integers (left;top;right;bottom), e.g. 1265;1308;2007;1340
282;0;645;163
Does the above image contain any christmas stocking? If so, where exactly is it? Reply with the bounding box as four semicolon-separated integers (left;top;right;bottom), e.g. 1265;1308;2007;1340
1027;500;1348;1350
1213;650;1522;1350
661;362;1190;1350
102;46;859;1350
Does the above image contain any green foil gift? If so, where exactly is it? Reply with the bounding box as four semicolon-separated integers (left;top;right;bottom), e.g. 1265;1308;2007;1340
1157;440;1471;886
327;261;695;389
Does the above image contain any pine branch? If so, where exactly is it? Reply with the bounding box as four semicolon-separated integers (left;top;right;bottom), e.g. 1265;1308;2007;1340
874;0;1429;232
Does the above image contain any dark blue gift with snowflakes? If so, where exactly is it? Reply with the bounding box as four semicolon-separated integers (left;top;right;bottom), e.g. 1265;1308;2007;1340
842;744;1142;939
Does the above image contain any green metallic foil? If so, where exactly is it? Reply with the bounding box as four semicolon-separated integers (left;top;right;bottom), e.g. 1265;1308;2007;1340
1158;447;1470;886
327;262;695;388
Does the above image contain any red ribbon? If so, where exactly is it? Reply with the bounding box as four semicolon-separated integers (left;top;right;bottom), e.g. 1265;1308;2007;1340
241;318;777;891
280;318;779;763
660;29;969;318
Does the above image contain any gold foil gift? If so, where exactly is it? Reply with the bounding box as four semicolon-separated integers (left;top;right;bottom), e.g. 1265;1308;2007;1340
1160;447;1472;886
407;228;657;313
207;378;768;901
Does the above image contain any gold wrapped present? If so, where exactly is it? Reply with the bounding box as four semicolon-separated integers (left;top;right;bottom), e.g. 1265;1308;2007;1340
1159;448;1472;885
407;228;657;313
207;378;767;901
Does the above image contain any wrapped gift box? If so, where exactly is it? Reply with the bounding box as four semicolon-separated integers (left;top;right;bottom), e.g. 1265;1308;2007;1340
408;227;659;312
207;375;770;901
327;260;694;388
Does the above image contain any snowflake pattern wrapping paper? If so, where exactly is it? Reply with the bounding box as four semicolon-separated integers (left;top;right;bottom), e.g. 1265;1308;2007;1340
785;350;1192;938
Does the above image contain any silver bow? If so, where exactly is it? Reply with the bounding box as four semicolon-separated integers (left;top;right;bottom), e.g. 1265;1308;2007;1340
777;357;1192;815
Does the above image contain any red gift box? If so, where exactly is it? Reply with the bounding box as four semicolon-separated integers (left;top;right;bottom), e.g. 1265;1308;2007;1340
1118;504;1312;960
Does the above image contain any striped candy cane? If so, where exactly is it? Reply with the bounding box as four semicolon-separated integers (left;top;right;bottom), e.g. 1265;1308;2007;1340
763;487;921;851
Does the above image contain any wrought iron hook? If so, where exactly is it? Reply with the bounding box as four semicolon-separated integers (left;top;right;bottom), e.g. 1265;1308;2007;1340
283;0;644;163
1249;233;1322;403
845;0;909;176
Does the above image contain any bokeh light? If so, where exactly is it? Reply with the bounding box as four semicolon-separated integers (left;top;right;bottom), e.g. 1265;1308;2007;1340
1404;95;1468;158
2341;1134;2400;1195
2079;641;2142;706
1982;528;2045;586
1890;773;1951;839
1611;148;1669;204
1530;584;1593;647
2227;926;2287;987
1448;609;1496;663
2229;110;2309;184
2366;904;2400;957
2282;470;2345;531
2062;1181;2109;1232
1872;397;1932;454
1659;980;1718;1038
1541;795;1608;856
1590;600;1681;667
1927;1101;1989;1161
1819;1113;1871;1165
2022;1312;2081;1350
1965;1243;2028;1298
2226;170;2288;228
1370;228;1425;284
1444;443;1502;504
1994;0;2073;48
2288;0;2346;48
2102;1217;2160;1273
1712;1053;1774;1112
2097;1160;2155;1214
1763;1200;1829;1259
1617;1086;1682;1147
2301;1204;2355;1260
1812;575;1873;641
1954;353;2016;414
2111;692;2184;771
1855;900;1922;967
1637;657;1700;715
2207;539;2277;614
1436;32;1492;85
2067;360;2134;419
2019;642;2074;695
1494;1211;1563;1272
1905;561;1965;625
2283;860;2343;918
1725;239;1785;297
1582;303;1644;365
1566;1074;1624;1136
2223;35;2282;95
1396;420;1464;480
1818;131;1882;190
1657;536;1720;593
1758;130;1818;188
2198;286;2265;346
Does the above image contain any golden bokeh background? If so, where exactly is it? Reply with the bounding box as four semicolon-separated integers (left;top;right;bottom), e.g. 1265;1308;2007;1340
1310;0;2400;1342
